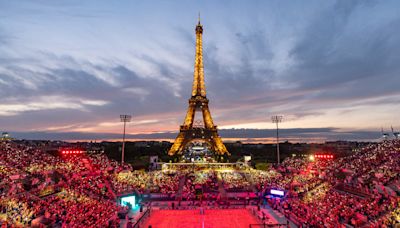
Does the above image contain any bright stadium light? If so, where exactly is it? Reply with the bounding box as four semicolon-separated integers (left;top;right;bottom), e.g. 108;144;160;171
120;114;132;164
271;115;283;164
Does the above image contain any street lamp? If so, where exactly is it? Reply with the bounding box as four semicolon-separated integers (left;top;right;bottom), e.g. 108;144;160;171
271;115;283;164
120;114;132;164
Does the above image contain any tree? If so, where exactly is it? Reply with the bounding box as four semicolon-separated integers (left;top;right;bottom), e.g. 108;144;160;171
255;162;269;170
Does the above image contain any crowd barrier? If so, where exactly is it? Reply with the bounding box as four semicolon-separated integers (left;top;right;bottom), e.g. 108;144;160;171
133;208;151;228
249;224;288;228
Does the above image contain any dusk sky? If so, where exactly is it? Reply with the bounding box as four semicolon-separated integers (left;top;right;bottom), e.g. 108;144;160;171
1;0;399;141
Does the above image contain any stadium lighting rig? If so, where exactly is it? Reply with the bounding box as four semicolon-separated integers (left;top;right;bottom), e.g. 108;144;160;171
271;115;283;164
314;154;334;159
61;150;84;155
120;114;132;164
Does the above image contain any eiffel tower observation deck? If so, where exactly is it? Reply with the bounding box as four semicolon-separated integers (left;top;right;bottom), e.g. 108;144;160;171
168;18;229;158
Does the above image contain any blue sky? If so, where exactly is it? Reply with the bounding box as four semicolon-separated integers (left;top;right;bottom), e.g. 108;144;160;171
0;0;399;141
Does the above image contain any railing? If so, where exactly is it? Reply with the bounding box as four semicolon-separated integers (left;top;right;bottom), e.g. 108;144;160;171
249;208;288;228
133;208;151;228
249;224;288;228
335;183;371;198
156;203;250;210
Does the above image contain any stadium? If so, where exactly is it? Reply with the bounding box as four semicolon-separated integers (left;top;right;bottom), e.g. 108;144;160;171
2;20;399;227
1;135;399;227
1;1;400;228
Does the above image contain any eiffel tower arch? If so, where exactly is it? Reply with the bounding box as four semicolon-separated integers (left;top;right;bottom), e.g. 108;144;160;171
168;19;229;156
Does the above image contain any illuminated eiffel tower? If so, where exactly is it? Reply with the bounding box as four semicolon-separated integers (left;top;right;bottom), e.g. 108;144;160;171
168;19;229;156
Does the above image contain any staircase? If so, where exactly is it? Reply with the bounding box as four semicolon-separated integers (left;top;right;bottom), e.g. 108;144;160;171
243;172;258;192
216;173;227;200
104;179;117;199
175;175;187;200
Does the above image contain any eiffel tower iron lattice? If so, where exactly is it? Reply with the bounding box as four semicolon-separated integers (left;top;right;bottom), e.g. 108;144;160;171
168;19;229;156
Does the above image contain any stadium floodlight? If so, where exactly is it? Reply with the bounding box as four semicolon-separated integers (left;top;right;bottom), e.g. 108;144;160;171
271;115;283;164
120;114;132;164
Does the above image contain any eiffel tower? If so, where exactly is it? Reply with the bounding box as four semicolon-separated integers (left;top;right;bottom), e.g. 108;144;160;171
168;19;229;156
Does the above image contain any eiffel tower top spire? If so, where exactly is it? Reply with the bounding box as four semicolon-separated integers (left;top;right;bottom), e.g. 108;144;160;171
198;12;201;24
192;16;206;97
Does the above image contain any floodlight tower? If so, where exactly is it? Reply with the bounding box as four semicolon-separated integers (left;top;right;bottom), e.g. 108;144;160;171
271;115;283;164
120;114;132;164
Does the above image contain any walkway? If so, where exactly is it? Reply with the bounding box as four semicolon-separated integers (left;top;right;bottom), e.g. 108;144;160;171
261;205;298;227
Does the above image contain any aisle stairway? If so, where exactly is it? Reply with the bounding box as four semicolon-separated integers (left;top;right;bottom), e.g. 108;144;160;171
243;172;258;192
216;173;227;200
175;175;186;200
261;206;297;227
104;179;117;199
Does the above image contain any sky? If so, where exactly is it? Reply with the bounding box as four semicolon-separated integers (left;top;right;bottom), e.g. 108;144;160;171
0;0;399;142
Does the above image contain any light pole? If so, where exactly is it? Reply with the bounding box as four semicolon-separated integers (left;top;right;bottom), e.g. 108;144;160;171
120;114;132;164
271;115;283;164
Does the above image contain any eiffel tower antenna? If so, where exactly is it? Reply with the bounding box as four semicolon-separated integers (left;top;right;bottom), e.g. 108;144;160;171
198;12;201;24
168;19;229;156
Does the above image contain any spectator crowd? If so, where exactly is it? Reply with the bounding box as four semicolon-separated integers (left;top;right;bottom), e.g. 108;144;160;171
0;139;399;227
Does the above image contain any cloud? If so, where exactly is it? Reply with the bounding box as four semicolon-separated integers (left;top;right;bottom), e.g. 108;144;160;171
0;96;108;116
199;0;400;128
0;52;188;132
287;0;400;93
9;128;383;142
0;0;399;140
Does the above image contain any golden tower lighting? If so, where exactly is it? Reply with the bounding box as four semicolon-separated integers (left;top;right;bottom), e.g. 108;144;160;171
168;18;229;156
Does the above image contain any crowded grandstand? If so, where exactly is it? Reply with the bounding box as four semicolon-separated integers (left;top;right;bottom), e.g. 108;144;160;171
0;140;399;227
